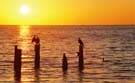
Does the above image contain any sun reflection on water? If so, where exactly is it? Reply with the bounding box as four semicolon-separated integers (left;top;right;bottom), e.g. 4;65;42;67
19;25;33;82
19;25;30;51
20;25;30;36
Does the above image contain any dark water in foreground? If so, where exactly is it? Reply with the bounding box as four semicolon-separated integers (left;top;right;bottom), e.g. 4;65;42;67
0;25;135;83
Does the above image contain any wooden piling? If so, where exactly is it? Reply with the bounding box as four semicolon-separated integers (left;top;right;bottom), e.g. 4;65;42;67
78;51;84;70
34;44;40;69
14;45;22;81
78;38;84;70
62;53;68;71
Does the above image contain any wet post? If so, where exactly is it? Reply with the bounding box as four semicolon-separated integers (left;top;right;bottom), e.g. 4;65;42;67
62;53;68;71
77;38;84;70
14;45;22;81
35;44;40;69
32;36;40;69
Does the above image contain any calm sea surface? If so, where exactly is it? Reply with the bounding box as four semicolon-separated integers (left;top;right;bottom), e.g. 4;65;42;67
0;25;135;83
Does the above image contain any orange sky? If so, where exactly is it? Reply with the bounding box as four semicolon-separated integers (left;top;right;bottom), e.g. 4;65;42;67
0;0;135;25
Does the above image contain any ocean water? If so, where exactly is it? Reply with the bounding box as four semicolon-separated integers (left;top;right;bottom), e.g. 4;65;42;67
0;25;135;83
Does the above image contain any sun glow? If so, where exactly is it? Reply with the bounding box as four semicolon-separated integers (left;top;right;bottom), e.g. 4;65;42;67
0;0;134;25
20;5;29;15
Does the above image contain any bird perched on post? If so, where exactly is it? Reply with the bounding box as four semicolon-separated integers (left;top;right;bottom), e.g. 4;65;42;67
78;38;84;47
32;35;40;45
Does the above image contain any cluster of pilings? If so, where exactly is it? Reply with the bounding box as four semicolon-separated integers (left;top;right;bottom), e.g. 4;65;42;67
14;44;40;81
62;38;84;71
14;36;40;81
14;37;84;81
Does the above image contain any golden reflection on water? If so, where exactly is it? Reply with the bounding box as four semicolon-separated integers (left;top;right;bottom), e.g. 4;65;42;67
18;25;33;82
20;25;30;36
19;25;30;51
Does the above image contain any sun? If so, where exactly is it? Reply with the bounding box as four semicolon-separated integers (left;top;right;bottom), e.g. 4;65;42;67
20;5;29;15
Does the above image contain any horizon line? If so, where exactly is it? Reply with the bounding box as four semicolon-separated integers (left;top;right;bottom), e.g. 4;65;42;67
0;24;135;26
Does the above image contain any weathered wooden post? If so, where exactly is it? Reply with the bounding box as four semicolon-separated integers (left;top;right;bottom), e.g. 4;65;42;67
78;38;84;70
62;53;68;71
32;36;40;69
14;45;22;81
35;44;40;69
